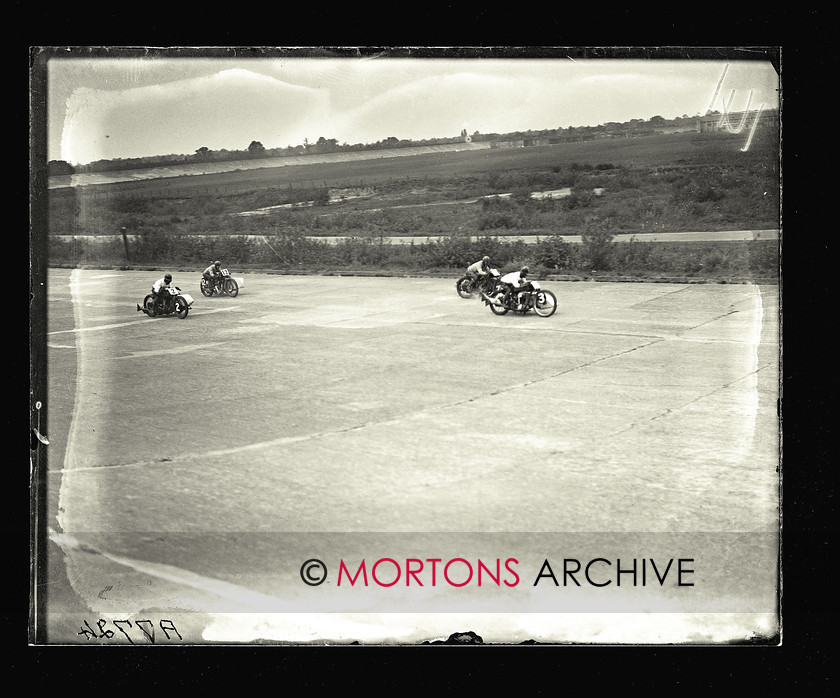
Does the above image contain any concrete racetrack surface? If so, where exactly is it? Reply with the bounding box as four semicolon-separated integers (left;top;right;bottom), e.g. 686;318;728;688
37;269;780;644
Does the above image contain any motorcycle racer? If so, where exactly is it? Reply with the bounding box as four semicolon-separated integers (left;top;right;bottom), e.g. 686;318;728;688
466;256;492;281
500;266;535;310
202;260;223;292
152;273;173;310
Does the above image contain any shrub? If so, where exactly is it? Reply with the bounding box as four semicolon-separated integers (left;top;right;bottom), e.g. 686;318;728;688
615;172;642;190
481;195;515;211
612;236;653;269
477;210;517;230
313;188;331;206
578;217;616;271
511;187;533;206
671;173;726;204
747;239;780;277
534;234;573;270
562;188;593;211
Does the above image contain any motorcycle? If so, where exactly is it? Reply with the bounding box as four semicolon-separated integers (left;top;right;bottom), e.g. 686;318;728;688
456;268;502;299
137;286;195;319
481;281;558;317
200;268;243;298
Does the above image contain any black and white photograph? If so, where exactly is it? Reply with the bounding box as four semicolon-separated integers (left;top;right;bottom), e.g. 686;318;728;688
30;46;782;646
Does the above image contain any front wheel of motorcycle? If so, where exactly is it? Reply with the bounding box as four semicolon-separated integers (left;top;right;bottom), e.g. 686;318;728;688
200;279;213;297
174;296;190;319
489;296;509;315
224;277;239;298
456;276;474;298
533;289;558;317
143;294;157;317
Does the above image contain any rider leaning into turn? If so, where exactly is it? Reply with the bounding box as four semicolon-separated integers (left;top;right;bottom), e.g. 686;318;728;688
203;260;223;291
152;273;173;309
466;256;492;281
500;266;535;310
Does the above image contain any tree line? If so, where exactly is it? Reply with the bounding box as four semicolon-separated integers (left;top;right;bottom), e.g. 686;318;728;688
47;113;725;177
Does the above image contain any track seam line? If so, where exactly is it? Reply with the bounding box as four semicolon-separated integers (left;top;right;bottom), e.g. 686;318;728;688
50;337;668;475
609;360;775;437
48;306;241;335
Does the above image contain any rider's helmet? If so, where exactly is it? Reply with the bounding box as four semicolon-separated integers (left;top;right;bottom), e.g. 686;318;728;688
520;266;529;276
482;256;490;265
214;260;221;267
164;273;172;282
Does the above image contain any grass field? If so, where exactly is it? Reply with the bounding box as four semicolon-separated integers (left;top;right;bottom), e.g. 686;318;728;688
46;129;780;281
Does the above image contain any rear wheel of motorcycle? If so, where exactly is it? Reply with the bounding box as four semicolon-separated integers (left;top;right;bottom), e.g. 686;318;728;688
174;296;190;319
533;290;558;317
456;276;474;298
224;277;239;298
143;294;157;317
200;279;213;297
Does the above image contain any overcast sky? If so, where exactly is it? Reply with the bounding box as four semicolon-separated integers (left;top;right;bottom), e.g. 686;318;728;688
42;48;780;166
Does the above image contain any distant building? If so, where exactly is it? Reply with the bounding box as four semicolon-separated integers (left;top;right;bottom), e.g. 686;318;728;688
483;108;779;150
490;140;526;149
699;108;779;134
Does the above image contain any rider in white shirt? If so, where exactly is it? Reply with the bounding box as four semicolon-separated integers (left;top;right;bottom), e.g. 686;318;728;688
500;266;534;309
152;273;173;309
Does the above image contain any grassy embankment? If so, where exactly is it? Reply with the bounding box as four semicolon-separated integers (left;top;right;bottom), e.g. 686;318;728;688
47;130;780;283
